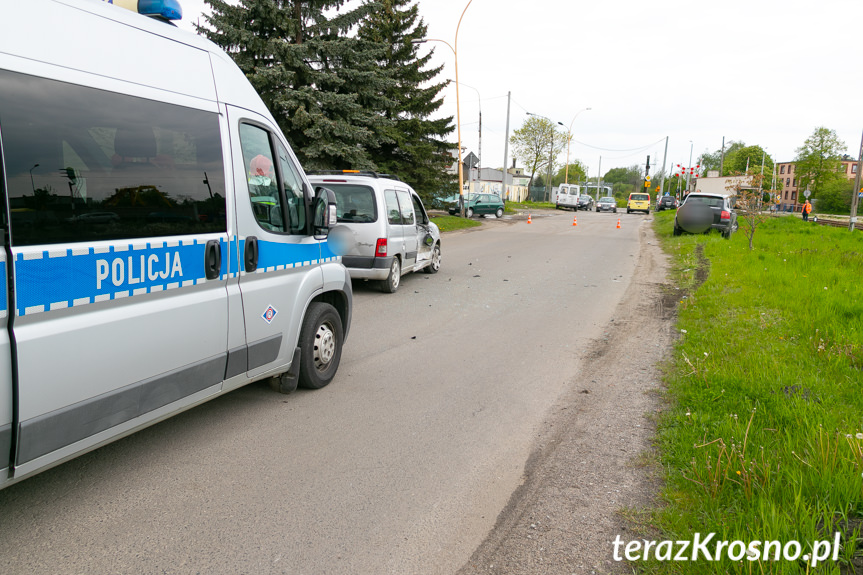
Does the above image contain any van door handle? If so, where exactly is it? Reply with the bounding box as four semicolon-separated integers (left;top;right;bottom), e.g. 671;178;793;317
245;236;258;272
204;239;222;280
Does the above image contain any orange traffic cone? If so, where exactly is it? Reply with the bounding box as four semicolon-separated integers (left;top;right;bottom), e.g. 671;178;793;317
616;217;621;229
572;215;578;226
527;213;532;224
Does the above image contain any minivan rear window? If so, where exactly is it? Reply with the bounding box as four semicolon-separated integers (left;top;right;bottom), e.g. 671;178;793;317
0;70;226;246
630;194;650;201
326;184;377;223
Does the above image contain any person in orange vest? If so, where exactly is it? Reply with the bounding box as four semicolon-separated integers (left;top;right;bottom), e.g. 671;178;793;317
802;199;812;221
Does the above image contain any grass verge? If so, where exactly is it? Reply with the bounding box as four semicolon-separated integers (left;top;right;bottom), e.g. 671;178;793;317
646;211;863;574
429;214;482;233
505;200;556;212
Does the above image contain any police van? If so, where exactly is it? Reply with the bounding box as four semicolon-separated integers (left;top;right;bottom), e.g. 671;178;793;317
0;0;352;489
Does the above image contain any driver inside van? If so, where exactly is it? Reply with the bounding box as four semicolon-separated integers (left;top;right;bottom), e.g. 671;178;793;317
248;154;274;187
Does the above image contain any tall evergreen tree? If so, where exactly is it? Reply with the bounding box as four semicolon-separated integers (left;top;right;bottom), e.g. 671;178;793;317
199;0;392;170
356;0;455;203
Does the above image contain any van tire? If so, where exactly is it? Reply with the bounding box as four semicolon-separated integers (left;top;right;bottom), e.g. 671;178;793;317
495;207;504;218
423;244;441;274
466;208;474;218
381;256;401;293
298;302;343;390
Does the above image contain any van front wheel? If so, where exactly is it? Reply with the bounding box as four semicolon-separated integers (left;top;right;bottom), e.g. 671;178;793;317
298;302;343;390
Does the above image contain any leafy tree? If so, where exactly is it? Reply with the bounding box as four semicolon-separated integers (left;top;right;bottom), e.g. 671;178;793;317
553;160;586;186
200;0;390;170
794;127;847;198
603;165;642;187
510;117;565;197
699;141;745;174
816;178;854;213
356;0;454;204
724;145;774;178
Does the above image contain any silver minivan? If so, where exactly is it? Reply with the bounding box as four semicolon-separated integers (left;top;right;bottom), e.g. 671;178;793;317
0;0;351;489
307;172;442;293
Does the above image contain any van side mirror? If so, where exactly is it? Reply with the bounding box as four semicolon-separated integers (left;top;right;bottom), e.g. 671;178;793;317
313;186;338;239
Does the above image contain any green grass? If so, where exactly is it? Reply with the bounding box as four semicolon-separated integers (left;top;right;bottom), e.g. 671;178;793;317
505;200;555;211
646;212;863;573
429;214;482;233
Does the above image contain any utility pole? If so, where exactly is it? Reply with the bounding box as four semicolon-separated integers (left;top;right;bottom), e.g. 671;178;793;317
658;136;668;197
850;129;863;232
545;129;554;202
501;91;511;201
643;155;651;195
596;155;602;198
719;136;725;175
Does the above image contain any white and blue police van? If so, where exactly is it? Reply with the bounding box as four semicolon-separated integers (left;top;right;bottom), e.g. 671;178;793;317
0;0;352;489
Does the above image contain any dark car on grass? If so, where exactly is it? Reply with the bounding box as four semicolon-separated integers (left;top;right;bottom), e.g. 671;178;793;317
448;193;505;218
657;195;679;211
673;193;737;239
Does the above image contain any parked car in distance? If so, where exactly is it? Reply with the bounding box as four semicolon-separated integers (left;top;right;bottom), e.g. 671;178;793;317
673;193;737;239
626;192;651;214
555;183;580;210
448;193;505;219
657;195;679;211
576;195;595;211
307;171;441;293
596;197;617;212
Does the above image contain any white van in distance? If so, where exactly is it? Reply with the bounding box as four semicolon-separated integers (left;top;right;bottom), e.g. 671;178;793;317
0;0;352;488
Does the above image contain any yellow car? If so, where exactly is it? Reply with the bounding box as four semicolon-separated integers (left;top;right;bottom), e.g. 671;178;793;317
626;192;651;214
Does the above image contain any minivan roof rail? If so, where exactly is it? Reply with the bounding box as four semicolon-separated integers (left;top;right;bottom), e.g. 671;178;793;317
306;170;402;182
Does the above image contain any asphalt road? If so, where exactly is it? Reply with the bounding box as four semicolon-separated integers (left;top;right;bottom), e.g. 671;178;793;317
0;209;648;575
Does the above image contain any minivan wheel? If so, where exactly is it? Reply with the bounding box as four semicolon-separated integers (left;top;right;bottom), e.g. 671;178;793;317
381;256;401;293
298;302;343;389
495;207;504;218
424;244;441;274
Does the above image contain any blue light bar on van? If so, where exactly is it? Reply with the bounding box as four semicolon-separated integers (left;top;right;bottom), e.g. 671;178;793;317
102;0;183;21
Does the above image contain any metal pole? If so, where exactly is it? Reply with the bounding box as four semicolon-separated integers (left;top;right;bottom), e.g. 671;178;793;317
502;91;511;201
546;129;554;202
454;0;473;217
597;155;602;198
658;137;668;198
849;129;863;232
686;141;693;192
719;136;725;176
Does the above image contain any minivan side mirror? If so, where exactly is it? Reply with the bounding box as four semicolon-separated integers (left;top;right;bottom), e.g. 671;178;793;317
313;186;338;239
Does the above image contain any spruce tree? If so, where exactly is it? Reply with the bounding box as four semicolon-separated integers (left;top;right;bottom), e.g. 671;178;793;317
200;0;392;170
356;0;455;203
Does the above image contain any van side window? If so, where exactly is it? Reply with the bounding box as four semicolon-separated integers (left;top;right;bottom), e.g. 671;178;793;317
411;194;427;224
384;190;402;225
396;190;414;225
275;142;306;234
239;123;285;233
0;70;226;246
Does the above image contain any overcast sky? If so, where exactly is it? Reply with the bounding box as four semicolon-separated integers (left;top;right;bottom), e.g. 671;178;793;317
177;0;863;178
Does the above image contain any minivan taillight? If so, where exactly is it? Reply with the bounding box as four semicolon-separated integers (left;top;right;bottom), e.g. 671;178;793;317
375;238;387;257
720;210;731;220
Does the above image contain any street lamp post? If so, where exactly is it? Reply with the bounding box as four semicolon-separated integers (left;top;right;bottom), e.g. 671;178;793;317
29;163;40;194
562;108;591;184
411;0;473;217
